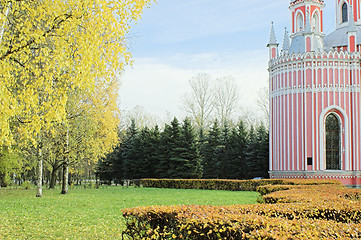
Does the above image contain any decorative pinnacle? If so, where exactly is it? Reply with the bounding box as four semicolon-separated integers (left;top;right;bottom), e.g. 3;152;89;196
267;22;279;47
282;27;290;52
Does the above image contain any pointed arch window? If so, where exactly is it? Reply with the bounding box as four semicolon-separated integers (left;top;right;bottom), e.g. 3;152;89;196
312;12;319;32
325;114;341;170
342;3;348;23
297;13;304;32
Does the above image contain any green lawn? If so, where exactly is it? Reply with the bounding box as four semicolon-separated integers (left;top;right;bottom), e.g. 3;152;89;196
0;186;259;239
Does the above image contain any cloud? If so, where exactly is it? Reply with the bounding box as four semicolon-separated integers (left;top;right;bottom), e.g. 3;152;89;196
121;0;339;122
119;50;269;119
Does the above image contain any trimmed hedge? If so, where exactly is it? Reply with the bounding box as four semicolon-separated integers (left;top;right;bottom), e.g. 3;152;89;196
141;178;340;192
123;180;360;239
123;204;361;239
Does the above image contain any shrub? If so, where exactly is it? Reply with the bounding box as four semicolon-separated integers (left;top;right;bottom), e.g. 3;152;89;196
123;204;361;239
256;184;293;195
21;181;33;190
141;178;340;192
123;179;361;239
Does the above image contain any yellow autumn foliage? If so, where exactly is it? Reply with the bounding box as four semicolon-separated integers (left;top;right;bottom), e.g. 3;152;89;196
123;181;361;239
0;0;153;146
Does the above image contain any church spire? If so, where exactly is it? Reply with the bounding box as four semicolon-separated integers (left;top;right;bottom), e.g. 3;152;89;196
267;22;278;46
267;22;279;60
281;28;290;54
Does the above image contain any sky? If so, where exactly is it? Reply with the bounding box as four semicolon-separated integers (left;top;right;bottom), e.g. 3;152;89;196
119;0;337;120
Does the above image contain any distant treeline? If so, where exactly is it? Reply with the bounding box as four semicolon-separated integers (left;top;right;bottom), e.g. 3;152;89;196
96;118;269;182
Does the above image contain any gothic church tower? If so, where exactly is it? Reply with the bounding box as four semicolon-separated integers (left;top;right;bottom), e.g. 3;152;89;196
268;0;361;187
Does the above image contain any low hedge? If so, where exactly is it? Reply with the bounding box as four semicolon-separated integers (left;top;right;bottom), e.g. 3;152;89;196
122;180;359;239
256;184;294;195
141;178;340;192
123;204;361;239
261;184;361;204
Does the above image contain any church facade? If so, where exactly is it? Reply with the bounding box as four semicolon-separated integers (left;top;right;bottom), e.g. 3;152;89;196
268;0;361;186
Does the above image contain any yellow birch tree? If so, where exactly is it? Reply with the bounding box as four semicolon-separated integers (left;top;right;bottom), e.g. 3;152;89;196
0;0;153;196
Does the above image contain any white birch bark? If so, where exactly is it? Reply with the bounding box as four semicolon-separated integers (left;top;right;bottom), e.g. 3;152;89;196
0;2;11;44
0;0;12;193
36;144;43;197
61;127;69;194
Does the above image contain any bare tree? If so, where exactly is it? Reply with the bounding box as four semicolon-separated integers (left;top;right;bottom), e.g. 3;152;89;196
238;107;260;128
181;73;214;133
256;87;269;125
120;105;160;130
213;76;240;126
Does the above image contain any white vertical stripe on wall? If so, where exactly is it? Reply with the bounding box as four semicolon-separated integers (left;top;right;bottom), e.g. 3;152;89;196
321;62;325;169
303;62;307;171
278;68;281;170
348;64;354;171
281;68;284;170
355;66;359;171
273;72;276;171
287;69;291;170
312;62;316;171
315;63;319;170
269;71;273;172
272;92;275;171
289;68;298;170
351;65;356;170
344;65;349;170
348;65;358;170
296;65;300;171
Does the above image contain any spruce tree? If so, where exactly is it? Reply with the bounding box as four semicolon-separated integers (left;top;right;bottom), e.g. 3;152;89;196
110;143;124;183
255;123;269;178
245;125;258;179
202;120;222;179
136;126;161;179
122;119;139;179
167;118;185;178
133;127;150;179
218;121;232;179
156;123;173;178
179;118;203;179
228;120;248;179
144;125;161;178
96;157;113;184
231;120;248;179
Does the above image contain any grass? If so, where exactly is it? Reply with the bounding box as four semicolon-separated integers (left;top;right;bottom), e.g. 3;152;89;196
0;186;259;239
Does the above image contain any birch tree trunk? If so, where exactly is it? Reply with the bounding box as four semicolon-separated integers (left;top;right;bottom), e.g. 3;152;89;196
36;144;43;197
0;2;11;44
61;127;69;194
0;0;11;193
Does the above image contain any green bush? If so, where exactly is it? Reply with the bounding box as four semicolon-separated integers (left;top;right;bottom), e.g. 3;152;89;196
141;179;285;192
141;178;340;192
21;181;33;190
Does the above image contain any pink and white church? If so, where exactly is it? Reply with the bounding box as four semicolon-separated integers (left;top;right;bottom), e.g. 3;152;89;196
268;0;361;186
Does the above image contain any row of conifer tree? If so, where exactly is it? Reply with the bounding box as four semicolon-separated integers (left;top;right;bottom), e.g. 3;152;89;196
97;117;269;182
